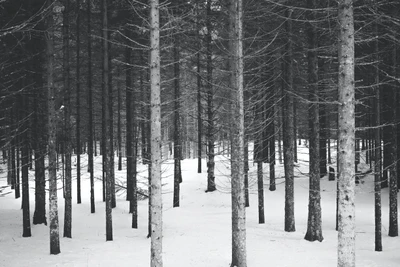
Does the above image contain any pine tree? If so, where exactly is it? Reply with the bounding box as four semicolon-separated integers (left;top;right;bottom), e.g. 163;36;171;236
337;0;355;265
149;0;163;265
229;0;247;266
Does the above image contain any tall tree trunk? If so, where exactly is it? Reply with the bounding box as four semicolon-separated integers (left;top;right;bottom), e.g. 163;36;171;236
87;0;95;214
229;0;247;266
63;0;72;237
388;40;398;237
173;31;181;208
373;19;382;248
282;7;295;233
108;39;116;209
149;0;163;265
46;1;61;254
257;161;264;224
102;0;113;241
206;0;216;192
32;32;47;225
304;0;323;242
337;0;355;265
118;66;122;171
76;0;82;204
197;25;202;173
21;95;31;238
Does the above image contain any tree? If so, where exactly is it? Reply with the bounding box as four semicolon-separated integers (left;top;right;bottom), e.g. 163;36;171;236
46;0;61;255
304;0;323;242
87;0;95;214
102;0;113;241
337;0;355;265
149;0;163;265
63;0;72;238
205;0;216;193
76;0;82;205
282;6;295;233
229;0;247;266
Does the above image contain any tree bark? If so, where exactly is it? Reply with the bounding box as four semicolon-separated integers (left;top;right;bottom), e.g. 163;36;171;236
229;0;247;266
337;0;355;265
305;0;323;242
63;0;72;237
149;0;163;265
87;0;95;214
46;1;61;254
206;0;216;192
102;0;113;241
76;0;82;204
282;7;295;233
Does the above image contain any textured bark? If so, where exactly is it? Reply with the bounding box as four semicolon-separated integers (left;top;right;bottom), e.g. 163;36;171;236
337;1;355;265
76;0;82;205
32;35;47;225
244;140;249;207
257;161;265;224
46;1;60;254
269;110;276;191
21;95;31;238
63;0;72;237
304;0;323;242
230;0;247;266
149;0;163;265
388;41;398;237
87;0;95;214
282;7;295;233
206;0;216;192
173;31;181;208
197;28;202;173
102;0;113;241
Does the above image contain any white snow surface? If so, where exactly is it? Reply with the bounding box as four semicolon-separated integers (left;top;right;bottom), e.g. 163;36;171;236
0;143;399;267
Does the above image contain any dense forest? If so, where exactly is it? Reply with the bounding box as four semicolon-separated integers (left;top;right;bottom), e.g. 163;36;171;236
0;0;399;266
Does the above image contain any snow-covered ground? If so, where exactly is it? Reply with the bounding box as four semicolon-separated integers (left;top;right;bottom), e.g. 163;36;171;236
0;143;399;267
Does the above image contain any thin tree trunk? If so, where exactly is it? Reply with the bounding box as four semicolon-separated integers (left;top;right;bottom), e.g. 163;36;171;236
102;0;113;241
197;25;202;173
206;0;216;193
305;0;323;242
173;32;181;208
87;0;95;214
230;0;247;266
282;7;295;233
388;40;398;237
337;1;355;265
46;1;61;254
257;161;264;224
21;95;31;238
63;0;72;237
76;0;82;204
149;0;163;265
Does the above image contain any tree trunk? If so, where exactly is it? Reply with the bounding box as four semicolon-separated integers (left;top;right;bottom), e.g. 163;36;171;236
257;161;265;224
46;1;61;254
63;0;72;237
206;0;216;193
373;30;382;250
76;0;82;205
229;0;247;266
149;0;163;265
337;1;355;265
304;0;323;242
388;40;398;237
87;0;95;214
197;18;202;173
21;95;31;238
102;0;113;241
282;7;295;233
173;31;181;208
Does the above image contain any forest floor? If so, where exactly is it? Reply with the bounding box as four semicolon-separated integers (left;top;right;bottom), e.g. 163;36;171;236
0;142;399;267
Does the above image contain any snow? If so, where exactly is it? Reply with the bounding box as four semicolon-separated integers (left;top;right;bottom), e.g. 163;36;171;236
0;143;399;267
